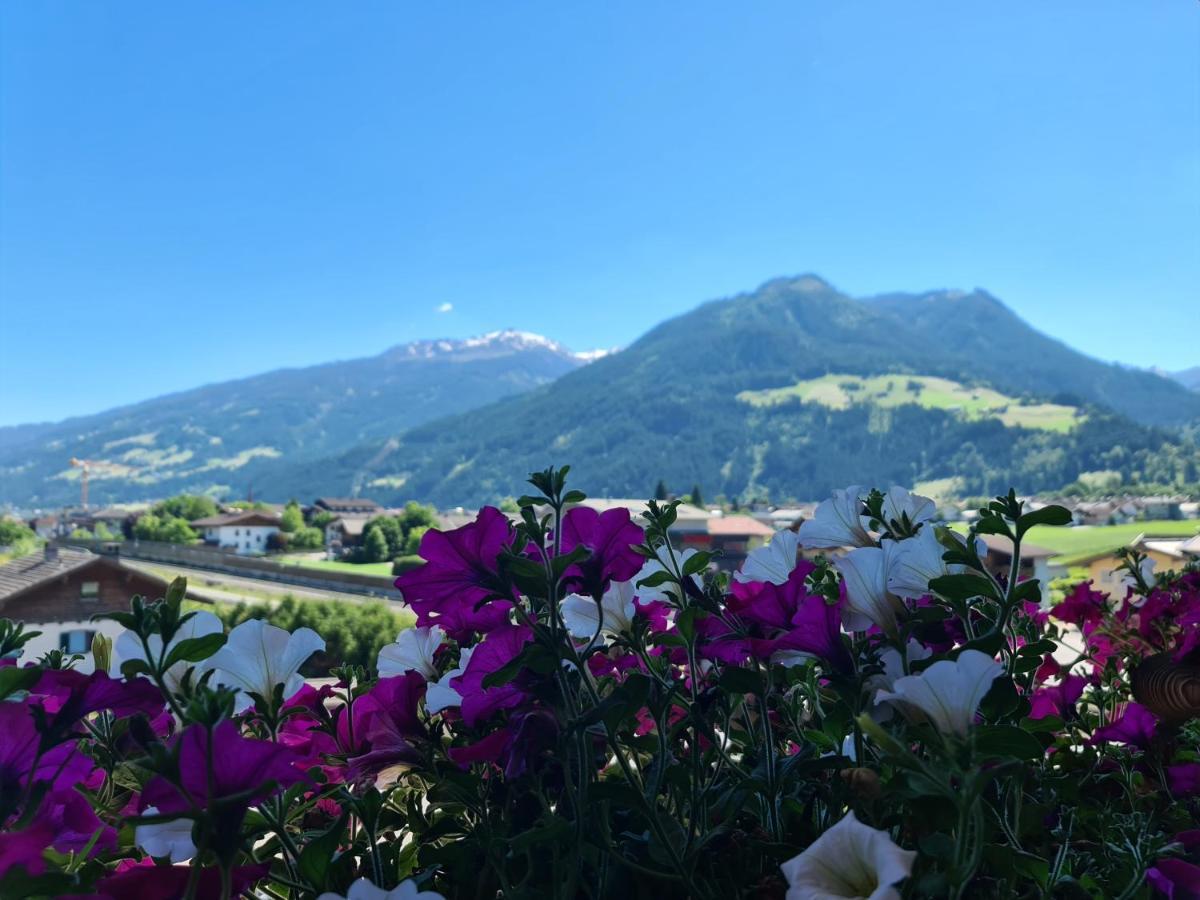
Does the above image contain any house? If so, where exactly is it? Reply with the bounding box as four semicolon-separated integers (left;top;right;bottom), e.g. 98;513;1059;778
324;515;374;555
752;505;818;532
1137;496;1185;521
974;534;1063;585
27;514;61;539
190;510;282;555
1072;532;1200;596
1180;501;1200;521
0;546;178;672
314;497;382;516
703;515;778;570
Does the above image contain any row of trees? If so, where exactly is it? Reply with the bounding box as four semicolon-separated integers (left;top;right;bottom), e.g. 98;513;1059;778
353;501;438;563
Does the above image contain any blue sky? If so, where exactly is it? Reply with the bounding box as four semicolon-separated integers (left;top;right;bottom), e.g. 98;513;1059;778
1;2;1197;426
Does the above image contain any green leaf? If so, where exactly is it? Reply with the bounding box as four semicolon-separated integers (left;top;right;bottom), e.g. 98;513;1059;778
0;665;40;701
928;574;998;603
974;724;1045;760
681;551;713;577
718;666;764;696
1017;505;1072;535
162;633;227;671
298;813;348;889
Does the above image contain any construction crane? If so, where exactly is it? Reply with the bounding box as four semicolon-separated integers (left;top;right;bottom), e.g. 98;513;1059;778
70;458;92;509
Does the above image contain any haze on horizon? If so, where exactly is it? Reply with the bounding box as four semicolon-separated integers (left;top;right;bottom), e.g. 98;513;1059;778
1;2;1197;426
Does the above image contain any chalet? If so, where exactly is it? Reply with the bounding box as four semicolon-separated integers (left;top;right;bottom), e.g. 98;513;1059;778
27;514;61;539
974;534;1062;585
1071;532;1200;596
314;497;382;516
703;515;778;571
191;510;282;555
324;515;373;555
1137;496;1185;521
0;546;176;672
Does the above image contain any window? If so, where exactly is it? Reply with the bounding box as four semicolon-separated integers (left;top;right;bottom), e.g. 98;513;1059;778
256;533;262;543
80;581;100;600
59;629;96;654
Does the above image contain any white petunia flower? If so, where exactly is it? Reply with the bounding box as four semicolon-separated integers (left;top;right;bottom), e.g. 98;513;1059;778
780;811;916;900
113;609;224;695
135;807;196;862
865;641;933;722
317;876;445;900
877;486;936;532
377;626;445;680
885;527;979;600
798;486;873;550
833;543;906;635
635;545;701;602
425;646;474;715
874;649;1003;737
561;580;637;643
206;619;325;712
735;529;800;585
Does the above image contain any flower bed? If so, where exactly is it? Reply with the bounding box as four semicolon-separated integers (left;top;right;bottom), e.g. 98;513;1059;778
1;469;1197;899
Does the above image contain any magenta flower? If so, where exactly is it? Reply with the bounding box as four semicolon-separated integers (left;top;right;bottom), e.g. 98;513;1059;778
1091;702;1158;750
453;624;534;728
395;506;515;639
1052;582;1107;627
1146;858;1200;899
90;858;272;900
33;667;165;725
140;720;308;836
449;709;558;778
560;506;645;596
0;703;92;809
345;672;428;784
1166;763;1200;797
1028;675;1087;721
0;820;53;878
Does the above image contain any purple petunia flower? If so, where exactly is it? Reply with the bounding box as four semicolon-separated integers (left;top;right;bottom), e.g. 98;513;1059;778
395;506;515;640
1091;702;1158;751
452;624;534;728
33;667;165;725
1166;763;1200;797
88;858;272;899
1052;582;1108;627
345;672;428;784
1028;675;1088;721
1146;857;1200;899
559;506;645;597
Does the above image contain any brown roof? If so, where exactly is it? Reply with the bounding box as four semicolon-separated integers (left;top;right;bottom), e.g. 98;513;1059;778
975;534;1057;560
314;497;381;513
329;516;372;537
707;515;777;538
191;511;282;528
0;547;158;604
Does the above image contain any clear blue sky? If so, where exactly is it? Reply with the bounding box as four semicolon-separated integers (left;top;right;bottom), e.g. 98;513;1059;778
1;2;1197;426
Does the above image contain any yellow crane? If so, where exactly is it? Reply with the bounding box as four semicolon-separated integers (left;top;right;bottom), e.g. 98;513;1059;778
70;457;92;509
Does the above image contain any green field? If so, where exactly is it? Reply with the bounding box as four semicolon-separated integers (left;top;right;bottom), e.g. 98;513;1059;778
280;557;396;577
954;520;1200;564
738;374;1084;433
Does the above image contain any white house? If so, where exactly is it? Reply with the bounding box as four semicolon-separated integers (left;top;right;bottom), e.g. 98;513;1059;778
191;511;282;555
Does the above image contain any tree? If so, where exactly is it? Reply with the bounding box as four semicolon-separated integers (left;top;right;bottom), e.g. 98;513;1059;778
0;519;35;547
399;501;437;534
280;501;304;533
93;522;119;541
690;484;704;508
362;525;390;563
366;516;404;558
153;494;218;522
654;479;669;501
133;513;197;544
402;525;430;557
290;526;324;551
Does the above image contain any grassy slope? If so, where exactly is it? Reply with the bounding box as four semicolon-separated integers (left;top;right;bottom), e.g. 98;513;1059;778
739;374;1083;433
281;557;396;578
954;520;1200;564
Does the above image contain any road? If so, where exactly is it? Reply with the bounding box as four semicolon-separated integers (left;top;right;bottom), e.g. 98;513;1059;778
124;559;405;608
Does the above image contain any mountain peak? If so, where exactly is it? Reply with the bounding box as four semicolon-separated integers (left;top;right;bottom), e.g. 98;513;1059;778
385;330;613;365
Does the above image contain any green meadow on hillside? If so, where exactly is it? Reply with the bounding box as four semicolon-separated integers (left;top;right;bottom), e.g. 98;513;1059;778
738;374;1084;433
953;519;1200;564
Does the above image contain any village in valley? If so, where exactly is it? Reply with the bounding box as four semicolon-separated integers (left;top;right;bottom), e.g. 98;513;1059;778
3;483;1198;671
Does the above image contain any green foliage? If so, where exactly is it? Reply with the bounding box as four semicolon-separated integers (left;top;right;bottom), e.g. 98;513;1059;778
152;493;219;521
215;596;410;675
392;554;423;575
280;500;304;533
132;512;197;544
92;522;119;541
350;503;439;562
69;527;93;539
0;518;36;547
362;525;390;563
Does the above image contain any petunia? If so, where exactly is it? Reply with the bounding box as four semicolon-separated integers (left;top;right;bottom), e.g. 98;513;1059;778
1090;702;1158;751
780;810;916;900
377;625;445;681
561;580;636;643
833;543;906;636
1027;675;1088;721
448;708;558;779
1146;858;1200;899
206;618;325;712
32;667;164;726
135;805;197;862
559;506;645;597
113;609;224;695
885;527;975;601
1166;763;1200;797
1052;582;1108;628
452;624;534;728
735;529;800;585
876;486;936;534
797;486;873;550
875;649;1004;737
317;876;446;900
345;672;427;786
90;858;272;900
0;702;93;803
865;641;932;722
395;507;514;640
635;545;702;603
0;819;53;878
425;647;475;715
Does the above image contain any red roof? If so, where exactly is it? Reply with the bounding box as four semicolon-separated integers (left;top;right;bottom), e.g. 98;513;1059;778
706;515;776;538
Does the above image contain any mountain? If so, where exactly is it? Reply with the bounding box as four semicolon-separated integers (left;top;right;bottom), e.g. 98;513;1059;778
0;331;592;508
295;276;1200;506
1169;367;1200;392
